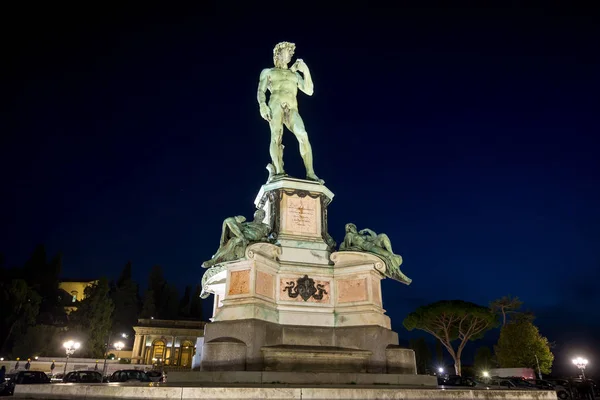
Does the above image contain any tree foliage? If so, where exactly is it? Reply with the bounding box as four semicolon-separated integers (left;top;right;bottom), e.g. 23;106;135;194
474;346;493;372
139;266;183;320
495;319;554;374
403;300;498;376
190;285;203;320
490;295;523;326
409;337;432;374
12;324;65;358
435;339;444;364
69;278;114;358
111;262;140;338
0;279;41;354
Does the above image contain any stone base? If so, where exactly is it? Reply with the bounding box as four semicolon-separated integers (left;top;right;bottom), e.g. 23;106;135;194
200;318;415;374
14;383;557;400
262;345;372;372
169;370;436;385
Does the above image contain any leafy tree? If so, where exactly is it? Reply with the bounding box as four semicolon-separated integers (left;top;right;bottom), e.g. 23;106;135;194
148;265;166;296
159;284;180;319
140;289;156;318
140;265;166;319
111;262;140;338
190;285;203;320
495;319;554;375
116;261;133;287
69;278;114;358
11;324;64;358
22;244;47;284
474;346;493;372
409;337;432;374
403;300;498;376
435;339;444;364
0;279;41;354
490;295;523;326
179;286;192;317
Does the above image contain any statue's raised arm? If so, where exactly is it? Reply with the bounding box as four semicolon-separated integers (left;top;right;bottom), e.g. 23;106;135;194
291;59;314;96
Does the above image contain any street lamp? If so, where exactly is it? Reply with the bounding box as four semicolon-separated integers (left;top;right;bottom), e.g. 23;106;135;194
62;340;81;375
102;333;128;377
572;357;588;379
482;371;490;378
113;341;125;360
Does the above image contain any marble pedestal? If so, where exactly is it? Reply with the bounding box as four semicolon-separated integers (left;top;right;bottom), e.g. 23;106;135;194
200;177;415;375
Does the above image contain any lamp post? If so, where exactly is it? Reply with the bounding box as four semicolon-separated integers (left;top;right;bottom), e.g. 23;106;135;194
62;340;81;375
102;332;128;377
113;341;125;360
572;357;588;379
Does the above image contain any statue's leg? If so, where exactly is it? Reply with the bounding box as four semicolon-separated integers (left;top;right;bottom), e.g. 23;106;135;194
224;217;244;239
376;234;394;253
269;106;285;175
288;110;319;181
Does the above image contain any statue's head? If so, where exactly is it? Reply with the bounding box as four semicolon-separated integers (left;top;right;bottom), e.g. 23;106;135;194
345;223;357;233
254;209;266;222
273;41;295;68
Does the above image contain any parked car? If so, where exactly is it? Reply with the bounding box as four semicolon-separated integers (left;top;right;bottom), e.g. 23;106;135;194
63;370;103;383
1;371;50;395
488;378;535;390
108;369;151;383
527;379;570;399
146;370;166;383
439;375;478;387
12;371;50;385
0;374;16;396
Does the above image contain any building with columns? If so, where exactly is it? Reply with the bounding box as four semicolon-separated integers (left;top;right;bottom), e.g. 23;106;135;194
131;318;205;367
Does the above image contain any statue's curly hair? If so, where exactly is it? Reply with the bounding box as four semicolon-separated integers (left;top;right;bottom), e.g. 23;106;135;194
273;41;295;66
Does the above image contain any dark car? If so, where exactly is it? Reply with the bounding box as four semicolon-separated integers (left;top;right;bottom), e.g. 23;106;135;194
146;370;166;383
1;371;50;396
63;370;103;383
0;374;16;396
439;375;478;387
527;379;555;390
108;370;151;383
13;371;50;384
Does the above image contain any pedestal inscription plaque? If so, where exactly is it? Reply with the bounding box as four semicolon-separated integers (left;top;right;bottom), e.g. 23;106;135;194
280;193;321;237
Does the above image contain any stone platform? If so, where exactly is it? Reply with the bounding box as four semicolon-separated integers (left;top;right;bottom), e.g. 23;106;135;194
167;370;437;385
201;318;414;373
200;177;414;374
14;383;557;400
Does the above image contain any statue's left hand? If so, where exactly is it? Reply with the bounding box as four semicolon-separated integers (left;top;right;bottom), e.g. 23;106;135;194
291;59;307;72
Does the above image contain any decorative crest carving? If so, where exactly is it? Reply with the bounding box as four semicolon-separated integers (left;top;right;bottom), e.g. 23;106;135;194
283;275;327;301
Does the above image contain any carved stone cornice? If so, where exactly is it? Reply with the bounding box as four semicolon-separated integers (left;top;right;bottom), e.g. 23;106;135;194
133;326;204;337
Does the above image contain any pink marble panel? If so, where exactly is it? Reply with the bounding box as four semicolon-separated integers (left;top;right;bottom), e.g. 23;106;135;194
256;270;275;299
228;269;250;295
337;278;368;303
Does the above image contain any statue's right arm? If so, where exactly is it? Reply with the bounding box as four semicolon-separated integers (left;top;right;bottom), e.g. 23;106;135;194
257;69;272;121
257;68;270;107
359;228;377;237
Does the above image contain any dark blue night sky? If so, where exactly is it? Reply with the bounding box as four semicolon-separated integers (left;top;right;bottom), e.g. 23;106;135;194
2;4;599;375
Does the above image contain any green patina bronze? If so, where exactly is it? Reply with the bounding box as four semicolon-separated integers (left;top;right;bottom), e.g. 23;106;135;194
202;209;271;268
339;223;412;285
257;41;322;184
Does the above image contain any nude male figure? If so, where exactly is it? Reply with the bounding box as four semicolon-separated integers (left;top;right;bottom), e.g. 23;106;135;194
257;42;322;183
